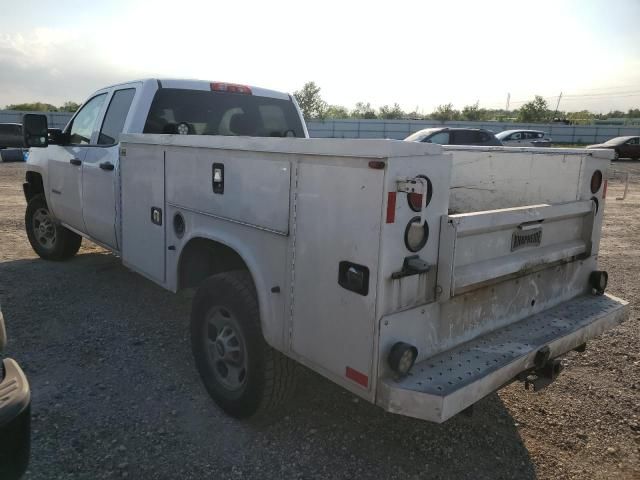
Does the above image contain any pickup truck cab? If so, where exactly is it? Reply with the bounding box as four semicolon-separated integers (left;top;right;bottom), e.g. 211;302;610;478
23;79;308;257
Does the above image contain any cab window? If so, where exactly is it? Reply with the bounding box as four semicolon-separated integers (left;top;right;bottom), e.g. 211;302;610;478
451;130;476;144
98;89;136;145
426;131;450;144
143;88;305;138
68;94;107;145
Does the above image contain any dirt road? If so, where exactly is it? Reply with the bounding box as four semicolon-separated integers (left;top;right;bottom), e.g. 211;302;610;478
0;161;638;479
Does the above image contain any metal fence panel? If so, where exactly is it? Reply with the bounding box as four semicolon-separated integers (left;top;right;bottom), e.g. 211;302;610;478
306;119;640;143
3;110;639;144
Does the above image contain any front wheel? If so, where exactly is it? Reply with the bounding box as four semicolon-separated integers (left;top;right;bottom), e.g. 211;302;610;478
191;271;296;419
25;194;82;260
613;150;620;161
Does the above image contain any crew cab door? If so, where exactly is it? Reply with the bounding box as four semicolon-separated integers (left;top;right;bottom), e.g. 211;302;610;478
47;93;108;232
82;86;138;250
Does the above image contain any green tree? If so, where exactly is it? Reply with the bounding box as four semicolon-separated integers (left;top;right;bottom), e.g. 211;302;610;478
461;101;485;121
352;102;377;119
5;102;58;111
565;110;594;125
517;95;550;122
323;104;350;119
59;101;81;112
432;103;460;122
378;103;405;119
293;81;327;119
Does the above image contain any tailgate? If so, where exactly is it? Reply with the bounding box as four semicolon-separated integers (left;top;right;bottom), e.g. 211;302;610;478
378;292;628;423
437;200;595;300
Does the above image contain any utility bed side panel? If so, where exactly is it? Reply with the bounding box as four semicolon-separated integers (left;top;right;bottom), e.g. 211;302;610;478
290;157;384;397
164;146;291;234
377;154;452;316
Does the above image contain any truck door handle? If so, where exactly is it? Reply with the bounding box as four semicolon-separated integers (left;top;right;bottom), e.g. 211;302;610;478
99;161;115;171
69;158;82;166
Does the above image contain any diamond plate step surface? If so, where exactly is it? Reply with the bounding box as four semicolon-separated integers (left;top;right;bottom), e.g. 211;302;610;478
389;293;627;397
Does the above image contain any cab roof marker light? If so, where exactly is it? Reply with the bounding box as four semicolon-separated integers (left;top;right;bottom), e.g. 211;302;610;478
210;82;252;95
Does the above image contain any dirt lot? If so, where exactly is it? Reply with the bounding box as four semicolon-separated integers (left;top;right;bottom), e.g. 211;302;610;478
0;161;638;480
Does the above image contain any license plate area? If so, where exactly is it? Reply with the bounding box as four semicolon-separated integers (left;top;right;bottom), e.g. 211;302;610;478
511;226;542;251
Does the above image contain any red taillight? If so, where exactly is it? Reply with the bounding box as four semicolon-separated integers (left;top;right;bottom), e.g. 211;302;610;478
602;179;608;199
407;175;433;212
210;82;252;95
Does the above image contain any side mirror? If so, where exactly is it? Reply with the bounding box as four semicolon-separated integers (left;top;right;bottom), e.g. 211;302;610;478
22;114;48;148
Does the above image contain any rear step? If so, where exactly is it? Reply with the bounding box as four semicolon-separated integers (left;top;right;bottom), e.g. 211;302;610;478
378;293;628;423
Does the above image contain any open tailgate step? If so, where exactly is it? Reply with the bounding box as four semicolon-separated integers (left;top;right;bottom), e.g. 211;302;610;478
379;293;628;423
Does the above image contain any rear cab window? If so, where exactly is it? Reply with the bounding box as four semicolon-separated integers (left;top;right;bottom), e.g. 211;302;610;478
143;88;305;138
98;88;136;145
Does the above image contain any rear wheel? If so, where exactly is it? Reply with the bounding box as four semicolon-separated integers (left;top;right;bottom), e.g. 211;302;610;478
190;271;296;418
25;194;81;260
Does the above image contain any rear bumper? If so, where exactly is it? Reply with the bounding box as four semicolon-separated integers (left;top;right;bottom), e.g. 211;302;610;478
377;293;629;423
0;358;31;480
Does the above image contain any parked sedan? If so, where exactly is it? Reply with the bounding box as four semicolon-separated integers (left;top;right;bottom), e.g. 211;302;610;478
405;128;502;146
586;136;640;160
496;129;551;147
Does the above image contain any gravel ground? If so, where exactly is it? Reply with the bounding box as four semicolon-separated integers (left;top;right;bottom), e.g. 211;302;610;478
0;161;638;480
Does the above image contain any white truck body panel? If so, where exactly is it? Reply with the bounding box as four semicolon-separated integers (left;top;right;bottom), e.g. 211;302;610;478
118;134;627;414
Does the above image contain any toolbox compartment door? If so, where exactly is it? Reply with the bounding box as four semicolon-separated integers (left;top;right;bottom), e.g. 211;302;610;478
164;147;291;235
291;160;383;393
121;144;166;284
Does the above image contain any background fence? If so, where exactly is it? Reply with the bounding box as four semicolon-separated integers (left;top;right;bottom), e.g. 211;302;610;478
306;119;640;144
2;110;639;144
0;110;72;129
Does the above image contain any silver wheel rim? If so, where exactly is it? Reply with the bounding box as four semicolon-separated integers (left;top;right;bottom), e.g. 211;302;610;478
205;307;248;392
32;208;56;249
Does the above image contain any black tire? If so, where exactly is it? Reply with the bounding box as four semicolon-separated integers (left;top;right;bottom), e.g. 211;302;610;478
613;150;620;161
25;194;82;260
191;271;296;419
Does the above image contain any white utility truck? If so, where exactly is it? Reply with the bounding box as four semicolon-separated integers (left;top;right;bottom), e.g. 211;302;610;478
12;79;628;423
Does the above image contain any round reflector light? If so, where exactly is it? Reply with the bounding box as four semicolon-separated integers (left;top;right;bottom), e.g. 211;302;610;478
388;342;418;376
407;175;433;212
590;170;603;194
404;217;429;252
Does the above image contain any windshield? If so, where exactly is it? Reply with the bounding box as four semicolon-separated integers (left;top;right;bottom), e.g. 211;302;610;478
405;128;440;142
143;88;305;138
495;131;515;140
602;137;629;145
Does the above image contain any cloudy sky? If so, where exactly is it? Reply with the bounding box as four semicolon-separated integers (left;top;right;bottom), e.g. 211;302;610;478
1;0;639;113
